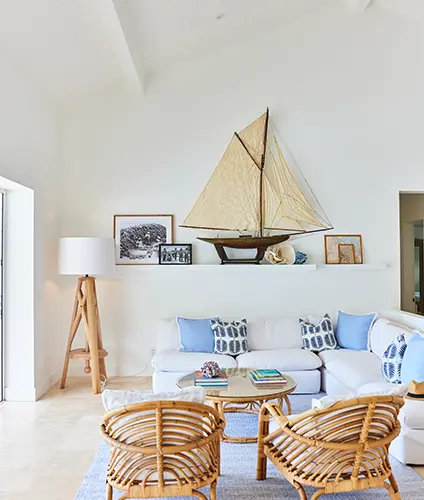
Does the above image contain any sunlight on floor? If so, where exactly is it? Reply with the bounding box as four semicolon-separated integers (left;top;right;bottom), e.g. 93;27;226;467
0;377;151;500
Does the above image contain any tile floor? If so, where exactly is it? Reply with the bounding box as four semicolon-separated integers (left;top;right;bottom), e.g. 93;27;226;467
0;376;151;500
0;376;423;499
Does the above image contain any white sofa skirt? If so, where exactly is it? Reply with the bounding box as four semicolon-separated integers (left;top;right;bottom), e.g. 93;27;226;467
153;369;320;394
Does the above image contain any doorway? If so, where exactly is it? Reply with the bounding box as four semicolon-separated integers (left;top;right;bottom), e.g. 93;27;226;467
414;222;424;315
400;193;424;314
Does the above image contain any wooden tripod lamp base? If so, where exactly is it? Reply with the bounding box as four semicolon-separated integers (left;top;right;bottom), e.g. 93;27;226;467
60;276;108;395
58;237;115;395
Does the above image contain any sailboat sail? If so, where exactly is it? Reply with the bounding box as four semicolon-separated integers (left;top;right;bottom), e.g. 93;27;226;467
181;133;261;231
181;109;332;236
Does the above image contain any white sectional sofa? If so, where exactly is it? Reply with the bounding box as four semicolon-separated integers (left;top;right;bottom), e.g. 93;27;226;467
152;314;424;464
153;318;322;394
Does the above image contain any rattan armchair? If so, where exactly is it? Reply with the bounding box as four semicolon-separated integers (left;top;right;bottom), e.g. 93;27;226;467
101;400;225;500
257;395;404;499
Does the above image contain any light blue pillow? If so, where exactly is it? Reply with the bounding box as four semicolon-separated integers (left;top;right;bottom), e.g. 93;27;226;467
381;334;407;384
335;311;376;351
401;332;424;383
178;317;219;353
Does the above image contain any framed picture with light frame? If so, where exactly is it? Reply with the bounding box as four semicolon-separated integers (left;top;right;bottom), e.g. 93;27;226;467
113;214;174;265
324;234;363;264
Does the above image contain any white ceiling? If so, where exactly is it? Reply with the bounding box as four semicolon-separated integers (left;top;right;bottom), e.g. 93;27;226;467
0;0;139;102
113;0;333;77
1;0;424;103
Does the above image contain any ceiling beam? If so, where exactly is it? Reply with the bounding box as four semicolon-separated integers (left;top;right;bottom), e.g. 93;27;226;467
97;0;144;93
348;0;373;11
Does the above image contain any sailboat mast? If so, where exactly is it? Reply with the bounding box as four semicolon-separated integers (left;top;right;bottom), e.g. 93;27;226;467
259;107;270;237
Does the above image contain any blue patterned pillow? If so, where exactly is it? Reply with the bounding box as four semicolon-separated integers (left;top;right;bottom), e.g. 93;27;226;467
299;314;338;352
382;334;407;384
211;319;248;356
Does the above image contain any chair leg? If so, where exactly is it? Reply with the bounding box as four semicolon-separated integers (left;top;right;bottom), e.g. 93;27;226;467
210;480;217;500
293;481;307;500
383;475;401;500
106;483;113;500
389;473;400;498
256;414;269;480
311;489;325;500
193;491;208;500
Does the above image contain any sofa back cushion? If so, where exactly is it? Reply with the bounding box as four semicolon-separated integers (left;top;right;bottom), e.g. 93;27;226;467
156;317;302;353
369;318;415;359
248;318;302;350
156;318;180;352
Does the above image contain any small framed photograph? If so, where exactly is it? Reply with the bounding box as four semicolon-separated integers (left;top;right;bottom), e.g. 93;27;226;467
114;214;173;265
325;234;363;264
338;243;356;264
159;244;192;265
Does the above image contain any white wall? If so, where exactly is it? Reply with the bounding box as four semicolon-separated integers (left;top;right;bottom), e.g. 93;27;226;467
61;3;424;375
0;50;63;399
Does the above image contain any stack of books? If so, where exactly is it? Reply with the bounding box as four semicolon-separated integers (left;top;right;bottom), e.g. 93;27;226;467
194;370;228;387
249;369;287;388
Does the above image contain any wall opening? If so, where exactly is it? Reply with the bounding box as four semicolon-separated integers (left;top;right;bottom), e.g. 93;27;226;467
400;192;424;315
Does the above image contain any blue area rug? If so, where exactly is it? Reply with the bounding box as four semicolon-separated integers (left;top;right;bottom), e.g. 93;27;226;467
76;394;424;499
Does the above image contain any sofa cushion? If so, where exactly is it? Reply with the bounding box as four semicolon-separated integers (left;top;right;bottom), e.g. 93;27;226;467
152;350;237;372
399;400;424;430
401;332;424;383
369;318;415;359
211;319;248;355
156;318;180;352
237;349;321;371
247;318;303;350
381;334;407;384
335;311;376;351
177;316;219;353
318;349;386;391
299;314;337;352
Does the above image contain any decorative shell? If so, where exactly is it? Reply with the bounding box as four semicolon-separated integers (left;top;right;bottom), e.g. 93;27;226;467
265;244;296;265
201;361;220;378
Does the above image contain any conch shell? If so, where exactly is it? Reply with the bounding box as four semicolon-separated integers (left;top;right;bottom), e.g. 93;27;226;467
265;244;296;265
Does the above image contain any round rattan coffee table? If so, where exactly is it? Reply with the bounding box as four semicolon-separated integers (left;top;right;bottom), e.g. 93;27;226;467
177;368;297;443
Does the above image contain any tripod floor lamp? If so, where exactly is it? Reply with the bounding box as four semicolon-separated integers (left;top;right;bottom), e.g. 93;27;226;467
59;237;115;395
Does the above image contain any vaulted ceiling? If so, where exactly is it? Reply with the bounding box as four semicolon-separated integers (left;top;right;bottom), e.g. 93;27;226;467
0;0;422;103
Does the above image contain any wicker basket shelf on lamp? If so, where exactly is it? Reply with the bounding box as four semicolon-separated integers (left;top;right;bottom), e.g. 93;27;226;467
59;237;115;395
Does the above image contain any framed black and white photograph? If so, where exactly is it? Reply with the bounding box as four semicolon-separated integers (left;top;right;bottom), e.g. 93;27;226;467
159;244;192;265
114;214;173;265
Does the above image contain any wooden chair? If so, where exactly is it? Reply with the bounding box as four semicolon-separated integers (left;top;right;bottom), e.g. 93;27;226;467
257;395;404;499
101;400;225;500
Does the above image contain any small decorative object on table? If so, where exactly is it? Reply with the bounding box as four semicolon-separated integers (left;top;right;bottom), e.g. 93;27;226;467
201;360;220;378
324;234;363;264
195;362;228;387
159;243;192;264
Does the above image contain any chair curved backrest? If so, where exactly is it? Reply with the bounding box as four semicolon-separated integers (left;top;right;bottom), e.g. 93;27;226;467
259;394;404;492
101;400;224;499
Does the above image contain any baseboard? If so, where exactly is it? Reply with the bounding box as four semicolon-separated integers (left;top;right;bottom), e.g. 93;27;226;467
35;369;61;400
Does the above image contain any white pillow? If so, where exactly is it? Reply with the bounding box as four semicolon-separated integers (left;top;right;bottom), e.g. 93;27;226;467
312;386;406;410
102;386;206;412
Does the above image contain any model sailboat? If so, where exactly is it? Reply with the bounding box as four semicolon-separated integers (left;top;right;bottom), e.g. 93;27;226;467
181;108;333;264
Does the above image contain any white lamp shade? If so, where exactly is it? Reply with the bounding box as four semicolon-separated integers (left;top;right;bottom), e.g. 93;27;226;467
59;237;115;276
